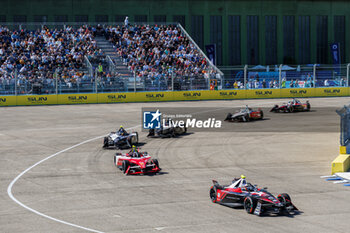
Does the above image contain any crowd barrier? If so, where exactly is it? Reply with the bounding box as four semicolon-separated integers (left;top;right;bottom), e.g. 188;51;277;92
0;87;349;106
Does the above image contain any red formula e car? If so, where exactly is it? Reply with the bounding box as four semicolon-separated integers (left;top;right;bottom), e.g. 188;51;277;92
225;106;263;122
270;99;310;113
210;176;298;216
114;148;161;175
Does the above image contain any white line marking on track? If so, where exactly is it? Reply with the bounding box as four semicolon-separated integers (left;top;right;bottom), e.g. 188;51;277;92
7;125;140;233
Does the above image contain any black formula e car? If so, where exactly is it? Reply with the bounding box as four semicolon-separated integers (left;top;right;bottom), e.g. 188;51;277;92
147;119;187;138
210;176;298;216
103;130;138;149
270;99;310;113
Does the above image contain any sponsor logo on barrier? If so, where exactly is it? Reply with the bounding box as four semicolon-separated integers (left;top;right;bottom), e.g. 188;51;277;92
219;91;237;96
27;97;48;102
255;90;272;95
290;90;307;95
68;95;88;101
107;94;126;100
146;93;164;98
324;89;341;94
183;92;201;97
0;97;6;102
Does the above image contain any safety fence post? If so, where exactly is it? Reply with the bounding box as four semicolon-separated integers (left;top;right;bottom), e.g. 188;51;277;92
313;64;317;87
171;70;174;91
95;69;98;93
279;64;283;88
134;71;136;92
244;65;248;89
346;63;350;87
14;69;17;95
55;70;58;95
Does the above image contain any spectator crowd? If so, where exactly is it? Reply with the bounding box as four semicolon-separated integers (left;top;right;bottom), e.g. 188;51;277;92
0;25;99;94
104;24;216;89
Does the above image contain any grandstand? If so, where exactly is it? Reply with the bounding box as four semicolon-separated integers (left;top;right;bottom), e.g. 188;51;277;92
0;23;220;95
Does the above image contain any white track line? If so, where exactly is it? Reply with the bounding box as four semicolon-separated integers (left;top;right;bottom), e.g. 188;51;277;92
7;125;140;233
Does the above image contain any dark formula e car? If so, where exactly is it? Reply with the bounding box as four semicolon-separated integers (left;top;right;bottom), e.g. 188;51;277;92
270;99;310;113
103;129;138;149
114;148;161;175
210;176;298;216
147;119;187;138
225;106;263;122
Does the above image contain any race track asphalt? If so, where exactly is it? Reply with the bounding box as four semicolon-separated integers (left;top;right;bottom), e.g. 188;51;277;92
1;97;349;233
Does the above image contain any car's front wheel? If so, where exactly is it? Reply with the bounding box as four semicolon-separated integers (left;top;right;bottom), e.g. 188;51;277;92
244;196;257;214
210;187;217;203
122;160;129;174
152;159;159;168
103;137;108;148
277;193;291;204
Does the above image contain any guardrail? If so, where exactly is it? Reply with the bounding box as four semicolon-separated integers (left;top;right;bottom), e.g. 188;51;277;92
219;64;349;89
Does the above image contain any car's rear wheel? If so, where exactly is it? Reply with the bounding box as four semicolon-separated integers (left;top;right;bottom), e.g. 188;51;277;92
210;187;217;203
244;196;256;214
288;106;294;113
260;110;264;119
152;159;159;168
122;160;129;174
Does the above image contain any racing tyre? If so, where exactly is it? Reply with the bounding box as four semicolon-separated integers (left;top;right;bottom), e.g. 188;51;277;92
103;137;108;148
122;160;130;174
148;129;155;137
210;187;217;203
244;114;250;122
288;106;294;113
260;110;264;119
306;102;311;111
277;193;291;204
152;159;159;168
225;113;232;121
244;196;257;214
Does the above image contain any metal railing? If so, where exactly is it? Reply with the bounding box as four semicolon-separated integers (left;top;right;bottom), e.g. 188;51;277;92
177;23;224;88
219;64;350;89
2;64;350;96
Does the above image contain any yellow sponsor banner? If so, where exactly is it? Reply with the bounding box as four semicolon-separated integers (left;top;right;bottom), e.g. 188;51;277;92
135;91;173;102
97;92;135;103
246;89;281;99
280;88;315;98
16;95;57;105
314;87;348;97
0;96;16;106
173;90;205;101
213;89;246;100
57;93;97;104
